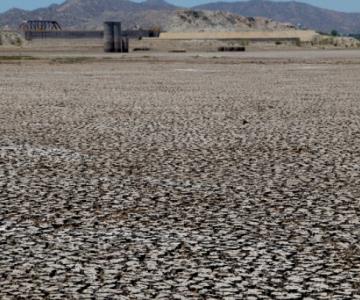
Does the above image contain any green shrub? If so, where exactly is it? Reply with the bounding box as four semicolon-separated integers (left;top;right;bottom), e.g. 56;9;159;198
14;36;22;47
331;30;339;37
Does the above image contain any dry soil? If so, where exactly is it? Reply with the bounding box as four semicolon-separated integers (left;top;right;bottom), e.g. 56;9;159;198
1;51;360;299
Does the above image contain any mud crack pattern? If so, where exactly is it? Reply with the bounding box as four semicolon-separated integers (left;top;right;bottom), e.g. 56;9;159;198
1;55;360;299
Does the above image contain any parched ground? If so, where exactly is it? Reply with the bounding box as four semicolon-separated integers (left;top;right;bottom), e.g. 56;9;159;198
1;51;360;299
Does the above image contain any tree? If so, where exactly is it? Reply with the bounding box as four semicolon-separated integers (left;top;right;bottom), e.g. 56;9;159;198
331;30;339;37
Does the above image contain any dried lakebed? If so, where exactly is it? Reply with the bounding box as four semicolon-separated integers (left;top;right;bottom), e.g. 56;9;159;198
1;54;360;299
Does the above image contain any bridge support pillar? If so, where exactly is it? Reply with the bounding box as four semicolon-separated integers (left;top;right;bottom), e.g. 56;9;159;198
104;22;128;53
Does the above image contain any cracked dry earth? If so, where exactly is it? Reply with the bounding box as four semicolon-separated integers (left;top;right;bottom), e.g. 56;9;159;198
1;54;360;299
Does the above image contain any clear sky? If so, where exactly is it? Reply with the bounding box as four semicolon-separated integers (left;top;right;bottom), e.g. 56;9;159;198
1;0;359;13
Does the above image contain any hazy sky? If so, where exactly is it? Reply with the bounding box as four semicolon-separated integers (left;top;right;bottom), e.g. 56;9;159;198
0;0;359;13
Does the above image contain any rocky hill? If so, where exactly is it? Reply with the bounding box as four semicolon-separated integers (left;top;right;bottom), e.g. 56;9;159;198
195;0;360;34
165;10;296;32
0;0;360;34
0;31;24;46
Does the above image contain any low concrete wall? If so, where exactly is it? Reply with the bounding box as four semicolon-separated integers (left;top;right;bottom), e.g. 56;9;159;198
24;31;103;41
24;30;154;41
132;38;300;52
22;38;103;52
160;30;318;42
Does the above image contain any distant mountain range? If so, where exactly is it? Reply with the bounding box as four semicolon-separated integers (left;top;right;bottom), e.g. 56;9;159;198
0;0;178;30
0;0;360;34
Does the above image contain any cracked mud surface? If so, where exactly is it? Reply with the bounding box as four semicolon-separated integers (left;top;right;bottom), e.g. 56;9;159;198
1;52;360;299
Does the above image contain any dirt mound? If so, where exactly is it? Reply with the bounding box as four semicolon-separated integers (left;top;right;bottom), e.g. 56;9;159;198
164;10;297;32
0;31;24;47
